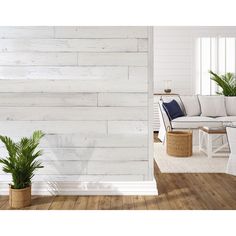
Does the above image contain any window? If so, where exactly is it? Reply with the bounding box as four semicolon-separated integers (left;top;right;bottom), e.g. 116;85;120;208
196;37;236;95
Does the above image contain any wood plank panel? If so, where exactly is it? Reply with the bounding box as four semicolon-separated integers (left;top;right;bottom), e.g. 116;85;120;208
60;196;78;210
49;196;66;210
39;148;148;161
98;93;147;107
154;48;192;56
0;92;97;107
0;80;147;92
0;200;11;210
0;26;150;184
154;193;172;210
74;196;88;209
0;196;8;209
176;174;208;210
41;148;148;161
166;174;194;210
144;196;160;210
169;174;196;210
155;55;191;63
0;66;128;80
122;196;134;210
0;147;148;161
138;39;148;51
110;196;123;210
77;53;147;66
108;121;148;134
0;134;148;148
27;161;149;175
0;53;77;65
0;27;54;39
128;67;147;81
0;107;147;121
39;134;148;148
156;61;191;70
133;196;147;210
0;121;107;136
154;167;181;210
212;173;236;196
0;39;138;52
55;26;148;39
185;174;224;210
99;196;111;210
195;174;232;209
25;196;54;210
86;196;100;210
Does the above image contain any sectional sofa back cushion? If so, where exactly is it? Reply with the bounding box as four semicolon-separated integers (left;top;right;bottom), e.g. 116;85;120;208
225;97;236;116
180;95;201;116
198;95;227;117
162;99;185;120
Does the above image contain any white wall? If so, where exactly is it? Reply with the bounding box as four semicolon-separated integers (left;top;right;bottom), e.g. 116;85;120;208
0;27;156;195
154;26;236;95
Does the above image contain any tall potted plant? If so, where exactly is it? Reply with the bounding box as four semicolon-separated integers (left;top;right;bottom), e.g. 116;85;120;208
209;70;236;96
0;130;45;208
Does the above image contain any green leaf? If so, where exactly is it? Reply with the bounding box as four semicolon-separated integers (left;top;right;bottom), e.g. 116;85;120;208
209;70;236;96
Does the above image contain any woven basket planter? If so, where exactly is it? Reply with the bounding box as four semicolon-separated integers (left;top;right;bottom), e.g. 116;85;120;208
9;185;31;209
166;130;192;157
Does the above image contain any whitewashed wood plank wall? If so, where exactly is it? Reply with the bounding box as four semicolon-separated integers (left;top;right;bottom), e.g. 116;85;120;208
0;26;152;184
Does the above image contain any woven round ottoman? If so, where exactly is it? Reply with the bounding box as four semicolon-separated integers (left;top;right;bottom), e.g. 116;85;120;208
166;130;192;157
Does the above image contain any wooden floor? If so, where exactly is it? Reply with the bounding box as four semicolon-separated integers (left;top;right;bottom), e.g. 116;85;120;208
0;162;236;210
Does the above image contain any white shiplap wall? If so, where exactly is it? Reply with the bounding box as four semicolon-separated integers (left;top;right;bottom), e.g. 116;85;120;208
0;27;156;195
154;27;194;95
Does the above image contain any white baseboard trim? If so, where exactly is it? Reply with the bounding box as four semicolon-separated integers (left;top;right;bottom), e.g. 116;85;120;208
0;180;158;195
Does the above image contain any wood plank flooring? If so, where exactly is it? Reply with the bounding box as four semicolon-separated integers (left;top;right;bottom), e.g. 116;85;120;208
0;162;235;210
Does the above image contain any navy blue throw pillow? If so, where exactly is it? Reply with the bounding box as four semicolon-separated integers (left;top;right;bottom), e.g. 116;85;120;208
162;99;184;120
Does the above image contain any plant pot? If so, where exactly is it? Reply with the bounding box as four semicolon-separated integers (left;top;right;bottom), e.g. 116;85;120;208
9;185;31;208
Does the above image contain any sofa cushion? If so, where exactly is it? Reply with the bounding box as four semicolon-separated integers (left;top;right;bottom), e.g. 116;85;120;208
198;95;227;117
180;95;201;116
161;96;185;113
225;97;236;116
171;116;222;129
162;99;185;120
215;116;236;122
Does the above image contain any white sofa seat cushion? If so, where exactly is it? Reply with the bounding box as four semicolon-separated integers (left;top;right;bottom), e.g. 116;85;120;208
215;116;236;122
198;95;227;117
180;95;201;116
171;116;222;129
225;97;236;116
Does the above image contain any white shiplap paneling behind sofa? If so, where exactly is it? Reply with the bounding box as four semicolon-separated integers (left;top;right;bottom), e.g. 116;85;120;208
0;27;155;195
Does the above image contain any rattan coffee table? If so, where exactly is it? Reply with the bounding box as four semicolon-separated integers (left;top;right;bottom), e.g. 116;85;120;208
199;127;230;158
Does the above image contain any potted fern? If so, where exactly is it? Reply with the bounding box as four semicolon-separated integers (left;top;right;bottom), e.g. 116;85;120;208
209;70;236;96
0;130;45;208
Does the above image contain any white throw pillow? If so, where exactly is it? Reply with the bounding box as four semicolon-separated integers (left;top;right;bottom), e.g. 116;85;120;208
198;95;227;117
180;95;201;116
225;97;236;116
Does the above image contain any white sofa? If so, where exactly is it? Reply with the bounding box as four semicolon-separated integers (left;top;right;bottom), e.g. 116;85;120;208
158;95;236;145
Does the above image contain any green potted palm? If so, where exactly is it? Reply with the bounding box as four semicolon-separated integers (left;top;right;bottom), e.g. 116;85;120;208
0;130;45;208
209;70;236;96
